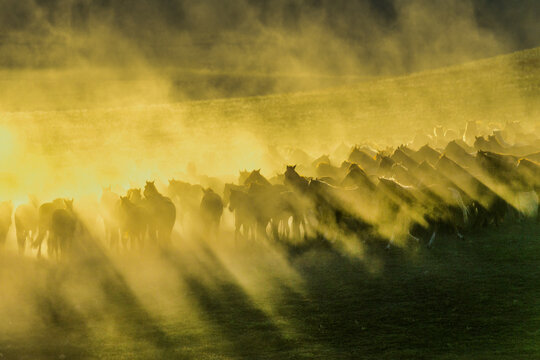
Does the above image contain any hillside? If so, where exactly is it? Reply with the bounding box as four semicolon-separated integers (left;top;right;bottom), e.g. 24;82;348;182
0;47;538;196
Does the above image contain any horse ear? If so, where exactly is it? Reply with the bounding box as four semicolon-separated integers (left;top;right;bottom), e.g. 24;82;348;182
293;165;296;169
256;169;261;173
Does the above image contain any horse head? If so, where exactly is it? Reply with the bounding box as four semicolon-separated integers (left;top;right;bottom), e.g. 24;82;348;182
144;181;158;198
64;198;74;211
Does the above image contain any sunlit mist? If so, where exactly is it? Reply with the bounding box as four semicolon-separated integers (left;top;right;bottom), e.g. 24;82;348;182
0;1;539;359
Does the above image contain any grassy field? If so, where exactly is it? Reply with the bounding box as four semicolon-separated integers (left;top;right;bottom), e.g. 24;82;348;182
0;48;539;358
0;47;538;198
1;221;539;359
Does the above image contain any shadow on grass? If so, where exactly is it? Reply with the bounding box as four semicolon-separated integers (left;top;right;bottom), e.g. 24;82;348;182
162;240;300;360
271;220;540;358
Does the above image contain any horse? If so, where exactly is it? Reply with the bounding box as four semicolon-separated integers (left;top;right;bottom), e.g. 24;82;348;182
376;154;396;177
444;140;476;169
284;165;309;194
274;190;308;241
341;164;378;193
33;198;66;258
413;144;441;166
238;170;250;185
391;147;419;170
118;196;147;250
223;183;247;207
245;182;283;240
200;188;224;238
127;188;143;204
475;151;519;186
243;169;272;187
348;147;378;174
168;179;204;228
307;179;372;239
14;196;39;255
49;199;77;260
143;181;176;246
0;200;13;250
316;162;344;180
228;189;256;241
311;154;331;169
389;163;419;187
436;155;508;227
517;159;540;188
474;135;506;154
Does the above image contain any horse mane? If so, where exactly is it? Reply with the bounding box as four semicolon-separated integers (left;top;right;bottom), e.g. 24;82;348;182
244;169;271;186
487;134;506;148
445;140;469;155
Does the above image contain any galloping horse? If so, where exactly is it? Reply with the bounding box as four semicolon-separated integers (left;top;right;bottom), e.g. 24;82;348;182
143;181;176;246
199;188;224;238
33;198;66;258
118;196;147;250
49;199;77;260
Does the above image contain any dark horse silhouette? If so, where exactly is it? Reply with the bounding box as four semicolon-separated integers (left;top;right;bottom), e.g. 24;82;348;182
143;181;176;246
118;195;148;250
199;188;224;238
50;199;77;260
33;198;66;258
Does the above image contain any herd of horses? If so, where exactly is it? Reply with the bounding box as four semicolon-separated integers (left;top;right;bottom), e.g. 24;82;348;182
0;120;539;259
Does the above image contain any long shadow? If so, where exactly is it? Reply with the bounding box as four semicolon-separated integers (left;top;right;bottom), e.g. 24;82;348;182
72;232;189;359
0;232;189;359
0;254;92;359
270;222;540;358
162;241;300;360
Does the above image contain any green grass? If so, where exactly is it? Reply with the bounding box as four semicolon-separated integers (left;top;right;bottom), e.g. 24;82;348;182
1;221;540;359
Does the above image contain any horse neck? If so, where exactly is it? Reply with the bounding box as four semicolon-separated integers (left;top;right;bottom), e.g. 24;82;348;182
146;192;160;202
146;186;162;198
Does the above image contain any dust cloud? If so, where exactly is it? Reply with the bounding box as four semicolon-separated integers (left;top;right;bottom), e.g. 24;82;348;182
0;2;539;358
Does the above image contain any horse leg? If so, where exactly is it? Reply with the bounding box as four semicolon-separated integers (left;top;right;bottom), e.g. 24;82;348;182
234;217;241;242
294;214;304;240
16;229;26;256
34;224;47;257
271;220;279;241
215;218;221;239
428;227;438;248
121;229;128;251
47;234;56;260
